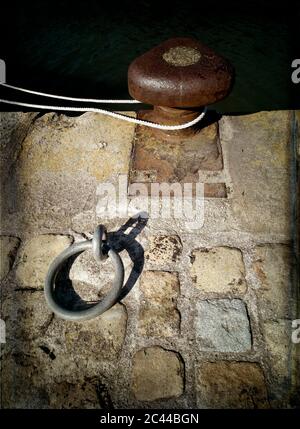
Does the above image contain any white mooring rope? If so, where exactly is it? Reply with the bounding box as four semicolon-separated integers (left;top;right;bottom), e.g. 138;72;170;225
0;82;207;130
1;82;141;104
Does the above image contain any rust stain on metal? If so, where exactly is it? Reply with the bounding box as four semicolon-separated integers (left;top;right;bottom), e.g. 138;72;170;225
129;117;227;198
204;183;227;198
131;115;222;179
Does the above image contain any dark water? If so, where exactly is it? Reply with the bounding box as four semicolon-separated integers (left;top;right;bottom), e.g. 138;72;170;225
1;0;299;113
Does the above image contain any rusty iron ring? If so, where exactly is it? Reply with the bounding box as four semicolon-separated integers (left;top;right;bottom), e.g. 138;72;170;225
44;226;124;321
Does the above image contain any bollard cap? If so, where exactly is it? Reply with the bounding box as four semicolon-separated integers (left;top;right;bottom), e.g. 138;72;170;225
128;38;234;108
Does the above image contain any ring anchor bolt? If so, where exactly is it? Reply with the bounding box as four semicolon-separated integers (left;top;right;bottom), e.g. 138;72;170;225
92;224;109;262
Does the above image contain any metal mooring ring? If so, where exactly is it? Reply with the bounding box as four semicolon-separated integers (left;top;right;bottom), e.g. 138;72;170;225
44;226;124;322
92;224;108;261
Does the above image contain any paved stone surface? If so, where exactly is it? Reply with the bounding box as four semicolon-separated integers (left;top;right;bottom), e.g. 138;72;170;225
48;380;102;409
68;246;117;302
0;362;103;409
0;236;20;281
196;362;269;408
65;304;127;360
138;271;180;337
15;234;73;288
0;112;37;184
0;110;297;409
131;347;184;402
220;111;291;235
195;299;252;352
296;111;300;157
1;354;50;408
191;246;247;295
145;235;182;266
253;244;291;320
263;320;291;384
0;112;136;232
1;291;53;341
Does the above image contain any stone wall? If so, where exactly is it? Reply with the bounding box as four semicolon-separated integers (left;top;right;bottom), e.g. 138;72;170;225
0;110;299;408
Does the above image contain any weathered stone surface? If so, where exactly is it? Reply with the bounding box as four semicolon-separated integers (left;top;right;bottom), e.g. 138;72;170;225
69;247;116;302
263;320;291;383
1;338;113;409
68;233;137;302
15;234;73;288
138;271;180;337
296;110;300;157
195;299;252;352
0;236;20;281
0;110;296;409
196;362;269;408
220;111;291;235
253;244;291;320
0;345;102;409
0;112;136;232
191;246;246;295
69;247;112;286
65;303;127;360
145;235;182;266
0;112;37;183
131;347;184;401
139;271;179;304
16;112;134;182
2;291;53;341
1;354;50;408
48;380;102;409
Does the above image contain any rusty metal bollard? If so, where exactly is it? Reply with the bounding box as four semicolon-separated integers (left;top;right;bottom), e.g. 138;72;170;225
128;37;234;138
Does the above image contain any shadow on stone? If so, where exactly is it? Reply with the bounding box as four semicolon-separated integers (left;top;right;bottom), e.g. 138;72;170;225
54;213;147;311
108;212;147;300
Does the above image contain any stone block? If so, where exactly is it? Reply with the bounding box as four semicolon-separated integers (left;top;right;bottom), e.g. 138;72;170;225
15;234;73;288
2;291;53;341
0;112;135;232
145;235;182;266
263;320;291;383
0;236;20;281
1;354;50;408
191;246;246;295
220;111;291;235
138;271;180;337
196;361;269;408
48;380;102;409
131;346;184;401
65;303;127;360
195;299;252;352
253;244;291;320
